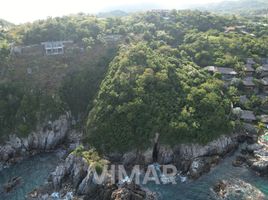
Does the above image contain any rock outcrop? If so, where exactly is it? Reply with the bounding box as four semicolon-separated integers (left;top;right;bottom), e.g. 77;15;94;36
29;152;158;200
51;153;88;190
0;115;69;166
120;135;238;179
212;179;265;200
234;134;268;175
189;156;220;179
111;182;158;200
175;135;238;178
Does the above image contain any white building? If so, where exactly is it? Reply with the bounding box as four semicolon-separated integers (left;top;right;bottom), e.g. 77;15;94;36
41;41;73;55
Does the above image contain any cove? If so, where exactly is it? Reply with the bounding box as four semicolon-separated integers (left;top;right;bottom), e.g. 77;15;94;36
0;153;60;200
146;152;268;199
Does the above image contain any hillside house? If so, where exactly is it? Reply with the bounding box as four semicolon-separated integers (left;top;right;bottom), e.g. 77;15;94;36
205;66;237;81
260;65;268;77
247;58;255;65
150;9;170;16
224;26;236;33
103;35;122;43
41;41;69;55
244;64;255;76
261;77;268;93
11;40;75;56
239;95;249;106
240;110;256;123
260;115;268;124
258;95;268;113
242;77;255;92
261;58;268;65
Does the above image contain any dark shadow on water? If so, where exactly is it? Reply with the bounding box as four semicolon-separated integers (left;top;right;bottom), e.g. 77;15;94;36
0;153;60;200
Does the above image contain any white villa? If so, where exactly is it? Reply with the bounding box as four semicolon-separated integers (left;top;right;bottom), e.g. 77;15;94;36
41;41;73;55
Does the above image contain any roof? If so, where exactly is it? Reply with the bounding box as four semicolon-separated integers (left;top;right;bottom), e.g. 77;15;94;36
257;94;267;100
262;77;268;86
205;66;217;72
260;64;268;72
260;115;268;123
242;77;255;86
41;41;73;49
247;58;255;64
261;58;268;64
217;67;237;75
244;64;254;72
239;95;249;104
205;66;237;75
241;110;256;121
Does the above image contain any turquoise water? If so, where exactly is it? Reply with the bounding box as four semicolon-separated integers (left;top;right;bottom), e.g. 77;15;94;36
146;154;268;200
1;151;268;200
0;153;60;200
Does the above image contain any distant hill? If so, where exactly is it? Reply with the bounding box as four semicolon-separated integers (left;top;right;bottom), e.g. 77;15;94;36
0;19;14;30
97;10;128;18
196;0;268;13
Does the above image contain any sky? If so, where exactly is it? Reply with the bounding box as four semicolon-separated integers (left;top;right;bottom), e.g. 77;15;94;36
0;0;227;24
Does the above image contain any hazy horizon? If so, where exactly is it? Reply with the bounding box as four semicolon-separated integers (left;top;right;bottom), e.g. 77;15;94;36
0;0;233;24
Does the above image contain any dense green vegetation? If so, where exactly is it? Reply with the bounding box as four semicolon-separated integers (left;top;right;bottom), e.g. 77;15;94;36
72;145;108;174
0;10;267;151
87;43;233;152
0;44;117;139
0;83;65;137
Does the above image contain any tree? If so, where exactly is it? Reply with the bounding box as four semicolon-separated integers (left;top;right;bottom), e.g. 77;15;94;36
86;43;233;153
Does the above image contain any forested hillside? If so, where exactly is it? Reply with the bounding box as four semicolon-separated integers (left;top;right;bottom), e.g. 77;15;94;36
87;43;233;152
0;10;268;151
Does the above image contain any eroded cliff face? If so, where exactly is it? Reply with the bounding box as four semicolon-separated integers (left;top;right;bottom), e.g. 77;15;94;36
233;135;268;176
26;132;259;199
0;115;69;167
117;134;240;179
27;153;158;200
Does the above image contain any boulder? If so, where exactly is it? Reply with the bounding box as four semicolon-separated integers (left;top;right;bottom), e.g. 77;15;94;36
0;145;15;161
51;164;67;189
232;155;247;167
246;144;264;154
111;183;157;200
77;169;97;195
189;156;220;179
251;160;268;175
212;179;265;200
7;135;22;150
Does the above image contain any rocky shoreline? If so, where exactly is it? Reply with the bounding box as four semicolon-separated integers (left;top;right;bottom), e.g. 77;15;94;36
113;134;242;179
233;133;268;176
24;133;252;200
212;179;265;200
0;120;262;200
0;115;70;170
27;153;159;200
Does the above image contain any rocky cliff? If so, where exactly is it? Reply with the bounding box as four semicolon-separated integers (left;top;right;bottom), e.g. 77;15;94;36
0;115;69;168
27;153;158;200
119;134;239;179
